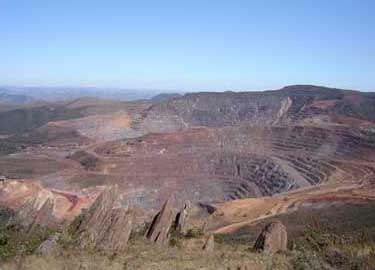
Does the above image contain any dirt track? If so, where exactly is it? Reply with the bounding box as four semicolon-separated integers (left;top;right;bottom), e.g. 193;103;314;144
210;180;375;234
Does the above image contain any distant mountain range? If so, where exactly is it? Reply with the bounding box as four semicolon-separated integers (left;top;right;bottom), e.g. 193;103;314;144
0;89;35;104
0;86;177;103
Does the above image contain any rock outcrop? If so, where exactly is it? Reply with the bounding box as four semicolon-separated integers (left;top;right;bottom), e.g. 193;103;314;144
0;180;91;225
253;220;287;253
145;199;175;245
35;233;61;255
33;198;55;227
68;185;133;253
17;197;56;231
175;200;191;235
202;234;215;252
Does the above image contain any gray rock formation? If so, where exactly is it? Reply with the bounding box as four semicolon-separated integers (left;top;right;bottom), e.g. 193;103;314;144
202;234;215;252
35;233;61;255
145;199;175;245
33;198;55;228
175;200;191;235
254;220;287;253
69;185;133;253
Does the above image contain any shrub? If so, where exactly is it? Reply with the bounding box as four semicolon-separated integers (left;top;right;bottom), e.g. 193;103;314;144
0;223;54;260
185;227;203;239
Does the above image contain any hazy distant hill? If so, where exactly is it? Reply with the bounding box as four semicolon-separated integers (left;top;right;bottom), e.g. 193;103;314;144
149;93;182;104
0;86;170;102
0;88;34;104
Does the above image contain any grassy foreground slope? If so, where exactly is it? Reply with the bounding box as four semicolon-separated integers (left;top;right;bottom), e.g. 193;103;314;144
1;202;375;270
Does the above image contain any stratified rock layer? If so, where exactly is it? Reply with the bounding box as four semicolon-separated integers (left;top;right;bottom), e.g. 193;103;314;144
254;220;287;253
145;199;175;245
69;185;133;253
17;197;56;231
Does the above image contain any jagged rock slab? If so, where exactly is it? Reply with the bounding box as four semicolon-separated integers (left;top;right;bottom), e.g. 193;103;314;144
145;199;175;245
17;197;56;231
175;200;191;235
254;220;287;253
69;185;133;253
33;198;55;227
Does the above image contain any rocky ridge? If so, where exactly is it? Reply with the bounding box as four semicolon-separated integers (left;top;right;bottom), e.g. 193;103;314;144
68;185;133;252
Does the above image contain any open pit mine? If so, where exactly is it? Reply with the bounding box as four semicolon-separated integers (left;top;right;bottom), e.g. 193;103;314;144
1;85;375;269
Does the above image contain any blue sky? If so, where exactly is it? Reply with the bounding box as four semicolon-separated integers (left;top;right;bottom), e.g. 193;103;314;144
0;0;374;91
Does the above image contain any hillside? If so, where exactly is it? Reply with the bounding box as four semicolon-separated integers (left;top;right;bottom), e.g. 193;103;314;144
0;85;375;269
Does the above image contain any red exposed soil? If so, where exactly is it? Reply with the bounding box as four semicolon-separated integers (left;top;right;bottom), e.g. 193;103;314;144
0;179;93;221
1;86;375;229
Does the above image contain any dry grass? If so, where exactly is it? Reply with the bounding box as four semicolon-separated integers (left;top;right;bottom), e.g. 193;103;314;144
4;202;375;269
1;237;291;270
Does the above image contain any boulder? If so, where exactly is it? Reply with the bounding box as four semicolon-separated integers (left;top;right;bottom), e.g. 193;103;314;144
253;220;287;253
202;234;215;252
175;200;191;235
35;233;61;255
145;199;175;245
69;185;133;253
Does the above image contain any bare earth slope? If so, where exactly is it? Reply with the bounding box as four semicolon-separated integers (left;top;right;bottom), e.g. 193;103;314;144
0;85;375;226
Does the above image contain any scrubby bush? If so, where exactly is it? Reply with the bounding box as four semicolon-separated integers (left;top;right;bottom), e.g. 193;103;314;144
0;224;54;260
0;206;55;260
184;227;203;239
292;246;328;270
291;220;375;270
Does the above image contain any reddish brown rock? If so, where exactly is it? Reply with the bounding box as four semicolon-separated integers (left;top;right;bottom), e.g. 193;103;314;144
254;220;287;253
69;185;133;253
202;234;215;252
145;199;175;245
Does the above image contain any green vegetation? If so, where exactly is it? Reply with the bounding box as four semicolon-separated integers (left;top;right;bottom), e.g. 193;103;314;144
1;203;375;269
184;227;204;239
129;222;150;243
292;221;375;270
67;150;99;170
0;207;55;260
